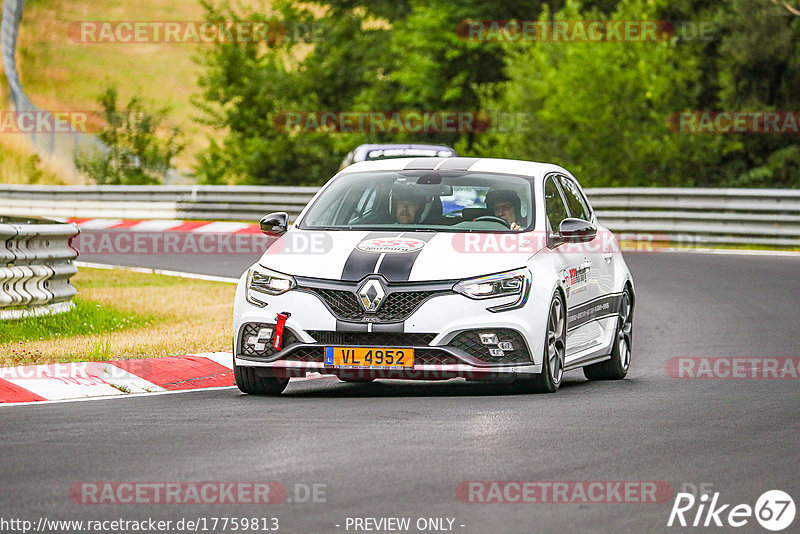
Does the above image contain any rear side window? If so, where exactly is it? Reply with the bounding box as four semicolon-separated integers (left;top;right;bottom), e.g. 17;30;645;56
557;175;591;221
544;177;569;231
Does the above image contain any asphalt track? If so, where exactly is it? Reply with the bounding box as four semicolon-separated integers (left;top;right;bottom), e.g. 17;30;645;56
1;251;799;533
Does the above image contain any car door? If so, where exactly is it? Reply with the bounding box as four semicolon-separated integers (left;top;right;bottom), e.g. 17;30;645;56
556;173;615;356
544;175;594;361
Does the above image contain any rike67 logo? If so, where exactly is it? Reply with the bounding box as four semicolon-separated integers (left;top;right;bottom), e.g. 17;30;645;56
668;489;795;531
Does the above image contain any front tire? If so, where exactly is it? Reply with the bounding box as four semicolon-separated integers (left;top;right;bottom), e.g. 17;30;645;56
234;363;289;396
524;291;566;393
583;288;633;381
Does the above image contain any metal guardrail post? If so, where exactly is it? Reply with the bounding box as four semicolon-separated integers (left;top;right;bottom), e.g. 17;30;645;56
0;216;80;320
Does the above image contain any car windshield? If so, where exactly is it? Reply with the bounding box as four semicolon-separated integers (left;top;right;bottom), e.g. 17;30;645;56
300;170;535;232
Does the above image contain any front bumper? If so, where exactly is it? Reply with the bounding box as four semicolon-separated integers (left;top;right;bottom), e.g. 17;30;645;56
234;325;542;381
233;272;549;380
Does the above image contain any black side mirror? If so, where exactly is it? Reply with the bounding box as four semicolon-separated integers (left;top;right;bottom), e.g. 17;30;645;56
260;212;288;235
558;218;597;243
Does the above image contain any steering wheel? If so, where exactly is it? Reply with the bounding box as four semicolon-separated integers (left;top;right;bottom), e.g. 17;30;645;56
474;215;511;229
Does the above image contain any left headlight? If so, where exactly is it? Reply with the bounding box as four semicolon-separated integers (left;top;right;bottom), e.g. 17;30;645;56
246;265;296;307
453;268;531;312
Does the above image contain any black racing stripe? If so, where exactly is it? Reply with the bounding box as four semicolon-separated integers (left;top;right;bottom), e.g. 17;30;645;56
436;157;480;171
341;232;401;282
376;233;436;282
566;293;623;331
404;158;446;170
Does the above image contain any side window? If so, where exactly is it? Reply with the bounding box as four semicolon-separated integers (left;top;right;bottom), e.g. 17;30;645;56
557;175;591;221
544;177;569;231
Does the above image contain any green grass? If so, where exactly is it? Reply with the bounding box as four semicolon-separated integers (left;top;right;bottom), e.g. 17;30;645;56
0;267;233;366
0;297;152;346
15;0;269;169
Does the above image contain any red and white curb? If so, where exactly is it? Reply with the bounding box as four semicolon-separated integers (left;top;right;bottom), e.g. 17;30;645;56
0;353;236;404
67;218;262;235
0;353;335;405
64;218;800;258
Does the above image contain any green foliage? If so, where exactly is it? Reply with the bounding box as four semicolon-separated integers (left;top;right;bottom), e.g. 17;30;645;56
75;87;184;185
193;0;800;188
476;0;732;186
23;154;45;184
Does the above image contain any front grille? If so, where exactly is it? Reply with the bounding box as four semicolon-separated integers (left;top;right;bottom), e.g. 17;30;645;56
450;329;531;363
306;331;436;346
415;352;460;365
300;287;449;322
239;322;297;358
283;348;324;362
306;288;362;320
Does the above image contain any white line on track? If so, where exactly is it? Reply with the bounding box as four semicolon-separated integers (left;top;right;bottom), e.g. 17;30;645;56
622;247;800;258
74;261;239;284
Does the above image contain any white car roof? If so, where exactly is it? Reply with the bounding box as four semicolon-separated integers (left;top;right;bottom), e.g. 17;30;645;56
341;157;570;179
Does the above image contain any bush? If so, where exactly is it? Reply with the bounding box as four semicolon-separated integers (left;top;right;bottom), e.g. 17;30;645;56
75;87;184;185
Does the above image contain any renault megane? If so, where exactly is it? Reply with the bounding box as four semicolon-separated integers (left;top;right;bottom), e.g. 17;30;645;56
233;157;635;395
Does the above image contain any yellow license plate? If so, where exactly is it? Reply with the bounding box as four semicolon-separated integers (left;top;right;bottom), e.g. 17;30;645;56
324;347;414;368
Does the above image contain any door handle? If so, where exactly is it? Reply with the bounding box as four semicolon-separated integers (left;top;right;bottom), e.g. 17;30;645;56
603;251;614;262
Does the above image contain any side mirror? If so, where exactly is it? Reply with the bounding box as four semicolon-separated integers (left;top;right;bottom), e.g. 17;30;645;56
260;212;288;235
558;218;597;243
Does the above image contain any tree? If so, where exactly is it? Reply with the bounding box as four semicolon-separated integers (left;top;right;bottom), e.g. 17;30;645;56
475;0;730;186
75;87;183;185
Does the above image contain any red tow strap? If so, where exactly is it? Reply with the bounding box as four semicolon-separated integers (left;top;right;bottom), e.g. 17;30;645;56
273;312;290;350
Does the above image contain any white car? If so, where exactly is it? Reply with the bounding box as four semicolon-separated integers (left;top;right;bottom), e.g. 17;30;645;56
233;157;635;395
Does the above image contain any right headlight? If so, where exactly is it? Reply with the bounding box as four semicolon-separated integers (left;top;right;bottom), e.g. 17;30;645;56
245;265;296;307
453;268;531;312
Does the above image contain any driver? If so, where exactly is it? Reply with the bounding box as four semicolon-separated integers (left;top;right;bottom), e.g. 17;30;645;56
392;188;427;225
485;189;526;230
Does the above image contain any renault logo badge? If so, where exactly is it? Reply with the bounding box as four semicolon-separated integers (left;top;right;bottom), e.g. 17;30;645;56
358;279;386;313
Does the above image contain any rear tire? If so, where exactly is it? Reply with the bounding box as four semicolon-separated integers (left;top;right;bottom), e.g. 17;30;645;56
524;291;566;394
234;363;289;396
583;288;633;381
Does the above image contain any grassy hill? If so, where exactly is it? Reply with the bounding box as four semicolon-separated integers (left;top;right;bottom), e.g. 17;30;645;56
11;0;273;172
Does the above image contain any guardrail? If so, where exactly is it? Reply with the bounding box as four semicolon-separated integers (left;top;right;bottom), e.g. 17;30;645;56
590;188;800;248
1;185;799;248
0;185;319;222
0;216;79;320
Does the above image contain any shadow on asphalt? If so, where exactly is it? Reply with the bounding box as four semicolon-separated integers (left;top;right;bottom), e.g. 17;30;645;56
243;375;645;399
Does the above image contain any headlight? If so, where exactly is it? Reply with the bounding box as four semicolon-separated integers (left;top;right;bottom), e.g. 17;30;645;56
453;268;531;312
246;266;296;307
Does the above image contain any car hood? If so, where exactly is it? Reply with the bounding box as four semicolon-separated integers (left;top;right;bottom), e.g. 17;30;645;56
258;229;540;282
